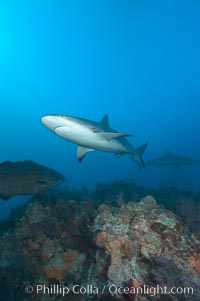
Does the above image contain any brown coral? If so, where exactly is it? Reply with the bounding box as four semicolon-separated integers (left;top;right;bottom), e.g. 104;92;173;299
92;195;200;287
95;231;107;246
40;238;55;262
188;254;200;273
60;230;68;238
43;266;65;282
63;249;79;263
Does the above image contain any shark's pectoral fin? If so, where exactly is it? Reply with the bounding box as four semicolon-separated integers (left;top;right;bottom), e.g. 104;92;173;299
77;145;94;163
97;132;134;141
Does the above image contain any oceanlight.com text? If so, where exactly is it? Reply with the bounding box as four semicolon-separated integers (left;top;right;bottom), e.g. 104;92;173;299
25;283;194;298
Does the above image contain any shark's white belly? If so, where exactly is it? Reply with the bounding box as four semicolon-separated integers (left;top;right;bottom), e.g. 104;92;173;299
55;125;128;154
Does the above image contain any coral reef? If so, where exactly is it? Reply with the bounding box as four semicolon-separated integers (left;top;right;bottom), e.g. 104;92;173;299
92;195;200;300
0;182;200;300
0;199;96;301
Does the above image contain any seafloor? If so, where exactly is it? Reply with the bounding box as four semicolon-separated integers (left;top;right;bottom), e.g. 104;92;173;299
0;180;200;301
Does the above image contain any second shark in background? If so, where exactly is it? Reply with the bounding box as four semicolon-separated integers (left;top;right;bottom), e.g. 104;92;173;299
146;150;200;168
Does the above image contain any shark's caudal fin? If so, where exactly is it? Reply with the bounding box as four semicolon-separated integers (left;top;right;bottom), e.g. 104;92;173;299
132;143;148;169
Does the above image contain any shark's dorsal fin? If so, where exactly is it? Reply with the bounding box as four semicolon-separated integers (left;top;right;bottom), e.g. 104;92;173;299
77;145;94;163
97;132;134;141
100;114;109;126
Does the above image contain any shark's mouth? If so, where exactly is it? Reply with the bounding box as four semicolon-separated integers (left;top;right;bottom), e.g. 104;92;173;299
54;125;72;131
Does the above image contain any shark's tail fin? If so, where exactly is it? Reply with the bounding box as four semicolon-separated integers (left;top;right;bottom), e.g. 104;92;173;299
132;142;148;169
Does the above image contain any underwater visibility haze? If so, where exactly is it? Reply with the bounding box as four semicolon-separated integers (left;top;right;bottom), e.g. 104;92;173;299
0;0;200;216
0;1;200;300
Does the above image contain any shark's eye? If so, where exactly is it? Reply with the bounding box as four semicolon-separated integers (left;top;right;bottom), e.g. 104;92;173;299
36;180;47;185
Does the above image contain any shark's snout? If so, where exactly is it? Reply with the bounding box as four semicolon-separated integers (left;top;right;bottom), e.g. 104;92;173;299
41;115;57;125
41;116;54;132
41;116;48;125
41;115;65;132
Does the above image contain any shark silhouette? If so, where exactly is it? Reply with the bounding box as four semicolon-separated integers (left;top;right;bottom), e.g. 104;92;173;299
41;114;148;168
146;150;200;168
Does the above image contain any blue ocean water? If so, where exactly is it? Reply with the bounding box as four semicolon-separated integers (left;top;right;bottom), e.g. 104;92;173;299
0;0;200;218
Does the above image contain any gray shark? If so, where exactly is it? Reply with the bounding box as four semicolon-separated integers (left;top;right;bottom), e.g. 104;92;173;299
146;150;200;168
41;114;148;168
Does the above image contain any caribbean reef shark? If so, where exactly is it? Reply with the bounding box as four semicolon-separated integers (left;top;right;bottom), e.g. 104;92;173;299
41;114;148;168
146;150;200;168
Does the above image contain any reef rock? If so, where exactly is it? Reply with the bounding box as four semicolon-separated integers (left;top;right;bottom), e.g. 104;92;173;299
0;195;200;301
92;195;200;300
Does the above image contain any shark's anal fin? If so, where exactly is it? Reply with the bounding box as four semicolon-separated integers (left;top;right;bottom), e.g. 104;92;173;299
97;132;134;141
77;145;94;163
